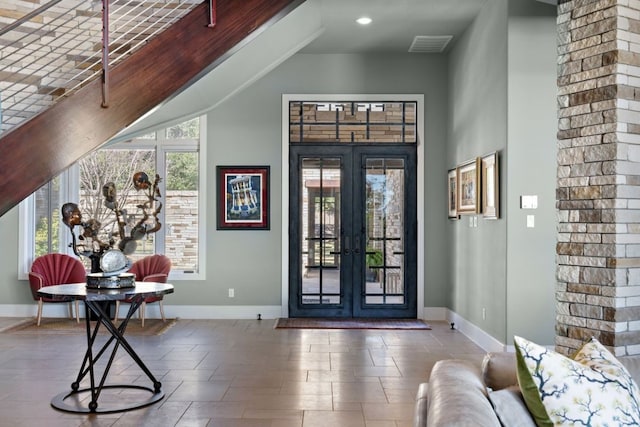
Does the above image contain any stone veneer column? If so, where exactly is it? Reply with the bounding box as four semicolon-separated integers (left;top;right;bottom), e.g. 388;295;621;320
557;0;640;356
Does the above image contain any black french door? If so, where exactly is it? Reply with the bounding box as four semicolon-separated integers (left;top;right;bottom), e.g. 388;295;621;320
288;144;417;318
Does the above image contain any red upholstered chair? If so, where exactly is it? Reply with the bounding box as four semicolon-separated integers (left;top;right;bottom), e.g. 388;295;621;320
115;254;171;327
28;253;86;326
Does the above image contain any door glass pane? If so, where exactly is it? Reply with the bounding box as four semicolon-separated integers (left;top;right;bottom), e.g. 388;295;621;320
365;158;405;305
300;158;341;305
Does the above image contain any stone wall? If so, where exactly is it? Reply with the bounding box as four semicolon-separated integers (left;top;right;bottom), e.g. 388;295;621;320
557;0;640;356
165;191;199;271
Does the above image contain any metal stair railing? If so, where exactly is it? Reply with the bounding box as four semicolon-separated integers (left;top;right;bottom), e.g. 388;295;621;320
0;0;200;134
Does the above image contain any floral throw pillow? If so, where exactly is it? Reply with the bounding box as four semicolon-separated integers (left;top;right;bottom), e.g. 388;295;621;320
514;335;640;426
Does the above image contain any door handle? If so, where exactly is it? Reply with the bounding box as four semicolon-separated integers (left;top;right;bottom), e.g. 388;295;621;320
344;236;350;254
353;235;360;254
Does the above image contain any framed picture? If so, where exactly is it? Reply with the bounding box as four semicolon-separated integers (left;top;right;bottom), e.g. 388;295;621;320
457;158;480;214
482;152;499;219
447;168;458;219
216;166;270;230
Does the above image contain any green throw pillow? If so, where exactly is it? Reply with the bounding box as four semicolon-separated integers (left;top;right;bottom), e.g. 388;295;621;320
514;335;640;426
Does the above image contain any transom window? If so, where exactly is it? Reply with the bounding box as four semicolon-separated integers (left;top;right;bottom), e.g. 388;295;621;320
289;101;417;144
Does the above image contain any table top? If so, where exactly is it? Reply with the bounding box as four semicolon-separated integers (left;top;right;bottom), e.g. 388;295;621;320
37;282;174;302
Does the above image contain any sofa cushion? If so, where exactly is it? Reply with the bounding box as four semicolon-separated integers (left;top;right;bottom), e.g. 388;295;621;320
426;359;501;427
482;351;517;390
488;385;536;427
514;335;640;426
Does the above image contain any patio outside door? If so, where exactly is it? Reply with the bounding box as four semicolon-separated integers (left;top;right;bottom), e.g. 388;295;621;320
288;144;417;318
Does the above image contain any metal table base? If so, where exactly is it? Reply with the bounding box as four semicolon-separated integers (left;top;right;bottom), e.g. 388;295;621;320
51;296;164;414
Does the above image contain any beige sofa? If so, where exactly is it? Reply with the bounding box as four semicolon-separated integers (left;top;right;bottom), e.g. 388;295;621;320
413;352;640;427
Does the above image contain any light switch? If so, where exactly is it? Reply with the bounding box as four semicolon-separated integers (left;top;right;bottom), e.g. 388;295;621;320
521;195;538;209
527;215;535;228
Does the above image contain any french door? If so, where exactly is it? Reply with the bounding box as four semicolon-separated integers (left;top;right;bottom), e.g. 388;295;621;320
288;144;417;318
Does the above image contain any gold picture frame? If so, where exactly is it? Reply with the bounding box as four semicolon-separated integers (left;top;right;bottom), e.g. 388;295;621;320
447;168;458;219
457;158;480;214
481;152;499;219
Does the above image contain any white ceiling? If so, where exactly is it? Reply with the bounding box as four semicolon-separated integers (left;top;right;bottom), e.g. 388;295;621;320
299;0;558;54
116;0;557;139
299;0;488;54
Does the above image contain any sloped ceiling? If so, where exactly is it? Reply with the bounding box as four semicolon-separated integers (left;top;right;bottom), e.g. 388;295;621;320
112;0;323;141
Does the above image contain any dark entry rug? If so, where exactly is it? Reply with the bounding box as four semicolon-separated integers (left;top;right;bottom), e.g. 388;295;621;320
274;318;431;330
1;317;177;336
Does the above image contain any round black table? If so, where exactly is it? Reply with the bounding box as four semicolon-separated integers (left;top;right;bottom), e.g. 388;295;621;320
37;282;174;414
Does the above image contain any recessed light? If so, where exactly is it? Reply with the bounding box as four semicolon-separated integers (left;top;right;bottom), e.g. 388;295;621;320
356;16;372;25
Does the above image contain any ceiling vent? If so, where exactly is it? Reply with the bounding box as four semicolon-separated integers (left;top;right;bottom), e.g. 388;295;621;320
408;35;453;53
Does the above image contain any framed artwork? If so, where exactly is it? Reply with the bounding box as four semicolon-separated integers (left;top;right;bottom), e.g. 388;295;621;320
482;152;499;219
447;168;458;219
216;166;270;230
456;158;480;214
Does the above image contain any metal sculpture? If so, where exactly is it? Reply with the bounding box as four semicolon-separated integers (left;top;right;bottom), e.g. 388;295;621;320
61;172;162;276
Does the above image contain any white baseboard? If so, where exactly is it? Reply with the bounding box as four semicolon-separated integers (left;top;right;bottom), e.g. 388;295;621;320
162;305;282;319
0;304;282;320
1;303;506;352
423;306;506;353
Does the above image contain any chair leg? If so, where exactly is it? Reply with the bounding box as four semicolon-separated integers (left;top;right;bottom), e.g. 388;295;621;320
141;302;146;328
67;302;73;319
75;301;80;323
114;301;120;323
159;301;166;322
37;300;43;326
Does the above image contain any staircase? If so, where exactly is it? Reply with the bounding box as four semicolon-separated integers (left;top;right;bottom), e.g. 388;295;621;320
0;0;305;217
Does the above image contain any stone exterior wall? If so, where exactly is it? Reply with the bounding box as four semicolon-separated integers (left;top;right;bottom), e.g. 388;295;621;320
557;0;640;356
165;191;199;271
76;190;199;271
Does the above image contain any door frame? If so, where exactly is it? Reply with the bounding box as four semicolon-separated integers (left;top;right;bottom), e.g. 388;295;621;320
281;94;425;319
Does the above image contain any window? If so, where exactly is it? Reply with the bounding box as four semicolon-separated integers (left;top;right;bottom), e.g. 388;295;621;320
19;116;206;280
289;101;417;143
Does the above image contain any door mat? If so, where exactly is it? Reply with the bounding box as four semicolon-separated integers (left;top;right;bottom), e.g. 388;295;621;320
274;318;431;330
1;317;177;336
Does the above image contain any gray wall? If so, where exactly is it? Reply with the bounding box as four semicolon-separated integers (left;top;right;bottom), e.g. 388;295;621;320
0;207;23;302
447;0;509;342
445;0;556;346
203;53;451;308
0;53;451;311
0;1;559;348
506;12;557;344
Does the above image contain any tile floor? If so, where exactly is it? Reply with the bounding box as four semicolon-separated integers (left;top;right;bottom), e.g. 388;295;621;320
0;318;485;427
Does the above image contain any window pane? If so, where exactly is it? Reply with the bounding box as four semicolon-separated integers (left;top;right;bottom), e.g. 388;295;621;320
167;118;199;139
165;151;199;272
289;101;416;143
34;177;61;257
77;149;157;268
136;132;157;140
